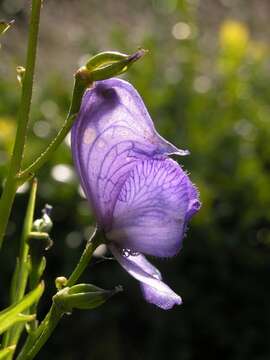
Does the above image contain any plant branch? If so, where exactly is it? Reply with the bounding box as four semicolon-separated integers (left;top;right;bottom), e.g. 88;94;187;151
2;180;38;355
17;74;92;185
0;0;42;248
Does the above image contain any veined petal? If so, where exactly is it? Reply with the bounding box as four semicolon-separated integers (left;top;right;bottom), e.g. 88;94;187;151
107;158;199;257
109;244;182;310
71;78;188;227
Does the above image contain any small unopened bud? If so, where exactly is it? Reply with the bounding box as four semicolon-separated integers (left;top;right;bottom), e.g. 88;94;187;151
53;283;123;313
76;49;147;85
86;51;128;70
32;204;53;233
89;49;147;81
55;276;68;290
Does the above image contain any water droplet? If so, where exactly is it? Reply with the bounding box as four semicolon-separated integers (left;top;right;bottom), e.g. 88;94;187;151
122;248;139;257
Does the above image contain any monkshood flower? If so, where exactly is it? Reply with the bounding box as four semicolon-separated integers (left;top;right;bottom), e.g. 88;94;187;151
71;78;201;310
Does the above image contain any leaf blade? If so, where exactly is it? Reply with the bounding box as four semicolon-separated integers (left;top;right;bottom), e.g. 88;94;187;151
0;282;44;335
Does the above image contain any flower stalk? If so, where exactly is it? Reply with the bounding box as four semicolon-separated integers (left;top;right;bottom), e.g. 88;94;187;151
0;0;42;248
2;179;38;355
16;229;103;360
17;74;90;185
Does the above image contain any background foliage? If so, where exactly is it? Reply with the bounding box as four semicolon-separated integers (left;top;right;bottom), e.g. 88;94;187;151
0;0;270;359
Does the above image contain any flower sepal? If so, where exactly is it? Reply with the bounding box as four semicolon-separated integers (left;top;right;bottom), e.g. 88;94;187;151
53;283;122;314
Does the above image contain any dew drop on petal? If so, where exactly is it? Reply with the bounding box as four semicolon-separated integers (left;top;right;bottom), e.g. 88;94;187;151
122;248;140;257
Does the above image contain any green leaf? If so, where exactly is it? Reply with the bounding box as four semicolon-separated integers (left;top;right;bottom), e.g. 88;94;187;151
0;346;16;360
0;20;14;36
0;282;44;335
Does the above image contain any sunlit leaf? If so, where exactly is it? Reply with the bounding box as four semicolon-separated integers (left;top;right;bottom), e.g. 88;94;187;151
0;282;44;335
0;346;16;360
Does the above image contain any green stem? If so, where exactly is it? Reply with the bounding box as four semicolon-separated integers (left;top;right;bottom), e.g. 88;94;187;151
16;229;102;360
3;180;38;354
0;0;42;249
66;228;101;287
18;75;91;185
28;256;46;332
16;304;63;360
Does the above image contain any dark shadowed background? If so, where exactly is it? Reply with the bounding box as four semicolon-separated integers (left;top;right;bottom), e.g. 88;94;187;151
0;0;270;359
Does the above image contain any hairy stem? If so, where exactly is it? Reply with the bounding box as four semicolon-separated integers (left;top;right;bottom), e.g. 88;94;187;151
18;74;92;184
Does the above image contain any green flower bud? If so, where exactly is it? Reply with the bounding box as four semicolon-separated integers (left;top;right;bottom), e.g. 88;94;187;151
75;49;147;85
55;276;68;290
89;49;147;81
53;283;123;313
86;51;128;70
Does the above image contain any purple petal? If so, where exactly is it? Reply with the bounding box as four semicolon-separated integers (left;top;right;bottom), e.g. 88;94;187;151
71;78;188;228
109;244;182;310
107;158;197;257
186;182;201;222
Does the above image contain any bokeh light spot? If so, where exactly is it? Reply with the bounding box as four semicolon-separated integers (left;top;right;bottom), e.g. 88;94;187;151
40;100;59;120
51;164;74;183
66;231;83;248
172;22;191;40
16;182;29;194
93;244;107;257
193;76;211;93
33;120;51;138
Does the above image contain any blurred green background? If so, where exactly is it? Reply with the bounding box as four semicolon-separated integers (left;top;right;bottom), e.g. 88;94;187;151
1;0;270;359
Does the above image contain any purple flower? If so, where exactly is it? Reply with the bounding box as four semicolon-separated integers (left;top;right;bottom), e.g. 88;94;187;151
71;78;200;310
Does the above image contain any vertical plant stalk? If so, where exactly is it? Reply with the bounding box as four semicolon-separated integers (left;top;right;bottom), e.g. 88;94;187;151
0;0;42;248
16;230;102;360
3;179;38;355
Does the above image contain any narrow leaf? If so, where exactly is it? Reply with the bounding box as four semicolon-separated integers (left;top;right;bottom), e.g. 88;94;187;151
0;346;16;360
0;282;44;335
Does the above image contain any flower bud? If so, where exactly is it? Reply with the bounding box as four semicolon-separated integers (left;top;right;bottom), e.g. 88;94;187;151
76;49;147;85
89;49;147;81
53;283;123;313
86;51;128;70
28;205;53;290
55;276;68;290
32;204;53;233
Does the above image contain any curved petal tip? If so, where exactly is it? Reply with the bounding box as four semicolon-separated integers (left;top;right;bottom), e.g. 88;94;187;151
110;245;182;310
